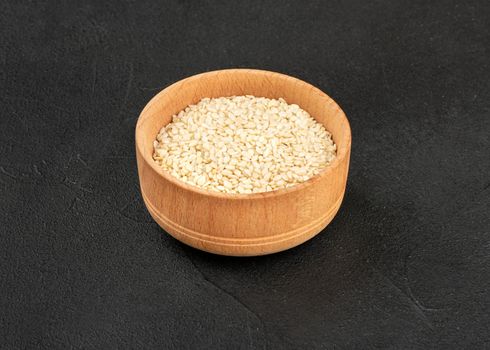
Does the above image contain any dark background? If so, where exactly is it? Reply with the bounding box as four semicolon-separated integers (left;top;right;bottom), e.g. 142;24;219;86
1;0;489;349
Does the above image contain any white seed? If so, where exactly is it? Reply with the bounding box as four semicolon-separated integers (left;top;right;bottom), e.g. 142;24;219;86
153;95;336;194
196;175;206;186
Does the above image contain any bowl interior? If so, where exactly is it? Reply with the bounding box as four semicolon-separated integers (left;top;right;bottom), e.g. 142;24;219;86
136;69;351;180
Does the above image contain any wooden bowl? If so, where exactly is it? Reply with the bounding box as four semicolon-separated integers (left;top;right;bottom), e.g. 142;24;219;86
135;69;351;256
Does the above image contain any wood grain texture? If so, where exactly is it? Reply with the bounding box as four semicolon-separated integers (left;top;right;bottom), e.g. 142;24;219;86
135;69;351;256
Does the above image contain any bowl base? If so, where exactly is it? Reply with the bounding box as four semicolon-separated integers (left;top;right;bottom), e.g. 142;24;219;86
142;190;344;256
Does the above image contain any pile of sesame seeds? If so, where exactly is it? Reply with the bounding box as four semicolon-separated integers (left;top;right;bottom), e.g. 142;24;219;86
153;95;336;194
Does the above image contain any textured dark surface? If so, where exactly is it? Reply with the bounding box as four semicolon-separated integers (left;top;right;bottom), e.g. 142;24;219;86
1;0;489;349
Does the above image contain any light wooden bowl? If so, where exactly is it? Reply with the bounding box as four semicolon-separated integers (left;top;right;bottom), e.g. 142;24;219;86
135;69;351;256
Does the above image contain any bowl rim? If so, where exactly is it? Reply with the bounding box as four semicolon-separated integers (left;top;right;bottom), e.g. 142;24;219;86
136;68;351;200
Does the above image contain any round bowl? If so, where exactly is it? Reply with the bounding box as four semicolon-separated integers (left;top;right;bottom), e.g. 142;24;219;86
135;69;351;256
